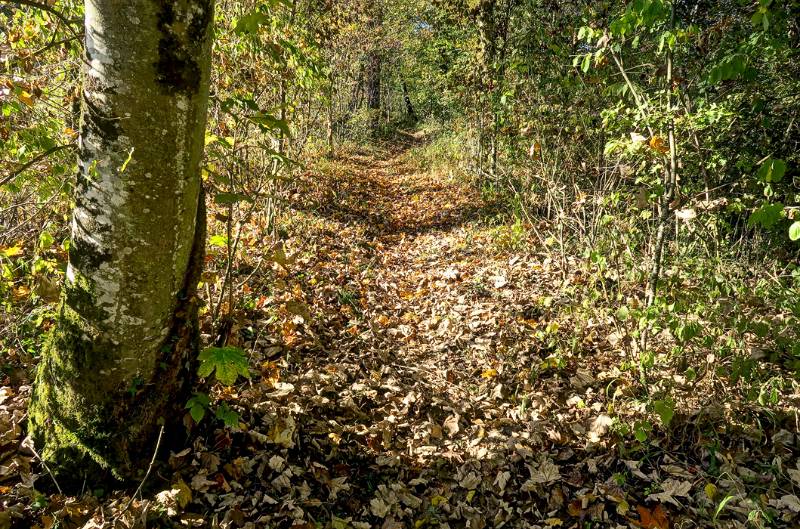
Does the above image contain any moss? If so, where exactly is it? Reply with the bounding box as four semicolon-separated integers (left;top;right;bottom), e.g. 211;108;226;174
29;196;207;493
62;268;111;325
28;306;118;487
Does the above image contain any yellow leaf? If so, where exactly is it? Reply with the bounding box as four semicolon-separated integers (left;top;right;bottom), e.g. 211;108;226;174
376;314;390;326
261;361;280;386
19;91;34;107
430;495;448;507
481;368;498;379
649;135;669;154
704;483;717;500
172;479;192;508
12;285;31;301
0;246;23;258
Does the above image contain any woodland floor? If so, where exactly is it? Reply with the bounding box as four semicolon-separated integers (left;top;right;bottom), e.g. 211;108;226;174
1;133;799;528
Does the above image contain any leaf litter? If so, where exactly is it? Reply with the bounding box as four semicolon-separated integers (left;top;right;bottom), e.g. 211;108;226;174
1;138;798;528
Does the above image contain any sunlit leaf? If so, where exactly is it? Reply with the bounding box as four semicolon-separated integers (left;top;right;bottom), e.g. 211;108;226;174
198;346;251;386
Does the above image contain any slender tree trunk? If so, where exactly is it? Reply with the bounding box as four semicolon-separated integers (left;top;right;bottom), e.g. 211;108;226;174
476;0;496;175
641;3;677;362
327;72;335;156
29;0;214;487
402;80;417;122
645;3;677;310
366;52;381;131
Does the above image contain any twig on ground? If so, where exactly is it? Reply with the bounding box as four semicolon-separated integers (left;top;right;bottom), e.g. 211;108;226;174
122;424;165;512
23;436;63;495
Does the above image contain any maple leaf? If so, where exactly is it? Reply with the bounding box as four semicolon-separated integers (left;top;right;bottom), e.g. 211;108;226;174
528;457;560;484
198;346;250;386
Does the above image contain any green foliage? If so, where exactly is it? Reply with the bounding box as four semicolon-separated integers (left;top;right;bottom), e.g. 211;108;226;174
748;202;784;230
185;392;211;423
789;221;800;242
215;402;241;428
198;346;251;386
652;399;674;427
756;157;786;183
185;392;240;429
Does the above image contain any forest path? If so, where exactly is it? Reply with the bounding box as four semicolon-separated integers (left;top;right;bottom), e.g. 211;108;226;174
184;135;730;527
205;134;644;527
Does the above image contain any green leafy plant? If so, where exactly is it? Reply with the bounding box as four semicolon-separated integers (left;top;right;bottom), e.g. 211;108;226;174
215;402;241;428
198;346;251;386
185;392;241;429
185;392;211;423
652;399;674;427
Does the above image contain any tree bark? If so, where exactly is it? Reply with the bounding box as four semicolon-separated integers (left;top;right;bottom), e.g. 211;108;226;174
29;0;214;488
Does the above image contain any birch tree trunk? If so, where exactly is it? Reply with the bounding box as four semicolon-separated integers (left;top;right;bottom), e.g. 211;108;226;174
29;0;214;486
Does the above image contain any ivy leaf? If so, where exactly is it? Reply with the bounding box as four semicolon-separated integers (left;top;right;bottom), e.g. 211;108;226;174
198;346;250;386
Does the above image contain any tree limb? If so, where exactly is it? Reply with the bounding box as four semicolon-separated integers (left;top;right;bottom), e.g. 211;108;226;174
0;144;75;188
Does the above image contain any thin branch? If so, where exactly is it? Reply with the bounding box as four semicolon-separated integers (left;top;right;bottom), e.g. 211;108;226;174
1;0;82;38
23;436;63;495
122;425;165;512
32;34;83;58
0;144;75;188
609;49;655;138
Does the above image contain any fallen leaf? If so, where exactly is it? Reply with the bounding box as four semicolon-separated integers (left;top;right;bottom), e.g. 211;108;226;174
646;479;691;506
634;504;669;529
443;414;460;436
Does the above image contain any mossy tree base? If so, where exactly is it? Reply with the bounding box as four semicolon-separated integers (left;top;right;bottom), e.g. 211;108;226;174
29;197;206;489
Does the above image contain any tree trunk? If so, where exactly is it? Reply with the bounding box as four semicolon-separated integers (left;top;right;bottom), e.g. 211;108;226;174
366;52;381;130
327;71;335;156
402;80;417;122
475;0;496;175
29;0;214;488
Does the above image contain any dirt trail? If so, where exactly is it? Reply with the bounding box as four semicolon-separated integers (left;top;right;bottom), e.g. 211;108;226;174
183;138;757;527
198;137;629;527
2;140;795;528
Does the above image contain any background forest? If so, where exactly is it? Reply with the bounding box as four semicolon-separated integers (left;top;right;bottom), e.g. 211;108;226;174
1;0;799;528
